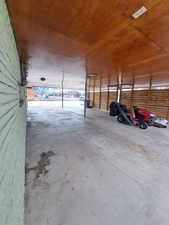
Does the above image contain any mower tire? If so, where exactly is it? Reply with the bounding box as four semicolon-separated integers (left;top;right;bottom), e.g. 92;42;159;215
139;122;148;129
117;115;125;123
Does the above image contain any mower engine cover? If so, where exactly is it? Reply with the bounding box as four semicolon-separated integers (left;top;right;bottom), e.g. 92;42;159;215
134;107;156;123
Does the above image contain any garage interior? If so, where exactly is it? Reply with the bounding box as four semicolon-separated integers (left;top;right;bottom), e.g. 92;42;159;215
1;0;169;224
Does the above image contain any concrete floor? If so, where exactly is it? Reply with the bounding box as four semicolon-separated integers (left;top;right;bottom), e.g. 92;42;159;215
26;101;169;225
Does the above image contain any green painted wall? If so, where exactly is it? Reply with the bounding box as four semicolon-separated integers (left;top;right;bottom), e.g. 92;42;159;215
0;1;26;225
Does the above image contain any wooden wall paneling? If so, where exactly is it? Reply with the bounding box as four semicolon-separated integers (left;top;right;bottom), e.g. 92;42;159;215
121;69;134;109
100;91;108;110
94;92;100;109
88;77;95;106
121;91;131;109
122;89;169;119
108;90;118;106
107;71;117;106
153;90;169;118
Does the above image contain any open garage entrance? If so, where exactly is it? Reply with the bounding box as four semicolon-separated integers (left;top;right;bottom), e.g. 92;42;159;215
1;0;169;225
27;86;85;114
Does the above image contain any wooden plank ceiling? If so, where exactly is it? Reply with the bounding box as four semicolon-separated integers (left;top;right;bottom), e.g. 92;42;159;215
8;0;169;87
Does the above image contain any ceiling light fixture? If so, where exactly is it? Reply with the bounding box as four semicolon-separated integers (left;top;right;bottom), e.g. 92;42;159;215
87;74;97;77
40;77;46;81
132;6;148;19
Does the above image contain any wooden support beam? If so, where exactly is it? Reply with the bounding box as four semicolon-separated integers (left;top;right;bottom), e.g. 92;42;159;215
130;72;135;109
87;77;91;100
166;89;169;120
107;75;110;111
84;60;88;117
147;73;153;109
61;69;64;109
93;77;95;107
118;70;123;103
149;74;153;90
116;73;119;102
99;76;102;109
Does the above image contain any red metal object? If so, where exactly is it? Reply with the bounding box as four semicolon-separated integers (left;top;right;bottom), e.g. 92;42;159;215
128;107;156;126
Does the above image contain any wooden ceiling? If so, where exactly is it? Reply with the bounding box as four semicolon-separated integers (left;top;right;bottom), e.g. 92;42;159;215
7;0;169;87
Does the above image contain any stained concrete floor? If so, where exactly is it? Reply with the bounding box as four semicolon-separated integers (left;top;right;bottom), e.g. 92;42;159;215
26;101;169;225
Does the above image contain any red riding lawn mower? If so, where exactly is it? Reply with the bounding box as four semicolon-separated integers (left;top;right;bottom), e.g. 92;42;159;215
110;102;156;129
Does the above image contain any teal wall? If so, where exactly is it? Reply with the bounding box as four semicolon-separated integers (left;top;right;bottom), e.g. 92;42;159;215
0;0;26;225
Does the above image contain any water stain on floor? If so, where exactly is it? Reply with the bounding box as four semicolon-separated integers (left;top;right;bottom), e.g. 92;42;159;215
26;151;55;187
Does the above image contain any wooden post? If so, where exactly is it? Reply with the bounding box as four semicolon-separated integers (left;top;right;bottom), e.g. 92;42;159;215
117;69;122;103
84;73;88;117
99;76;102;109
130;73;135;109
167;89;169;120
147;73;153;110
93;77;95;107
84;60;88;117
61;69;64;109
149;74;153;90
116;72;119;102
88;77;91;100
107;74;110;111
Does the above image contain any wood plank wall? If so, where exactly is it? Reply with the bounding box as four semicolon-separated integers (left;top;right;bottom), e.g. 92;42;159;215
88;74;118;111
121;90;169;120
88;74;169;120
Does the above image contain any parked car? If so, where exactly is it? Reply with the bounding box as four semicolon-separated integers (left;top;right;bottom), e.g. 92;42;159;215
79;96;85;101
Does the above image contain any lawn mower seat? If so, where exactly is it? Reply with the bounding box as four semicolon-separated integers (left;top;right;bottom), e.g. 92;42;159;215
133;106;144;121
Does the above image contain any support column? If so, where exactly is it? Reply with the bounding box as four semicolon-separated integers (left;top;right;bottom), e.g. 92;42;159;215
61;69;64;109
107;74;110;111
130;73;135;109
117;69;122;103
93;77;95;107
84;60;88;117
99;76;102;109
